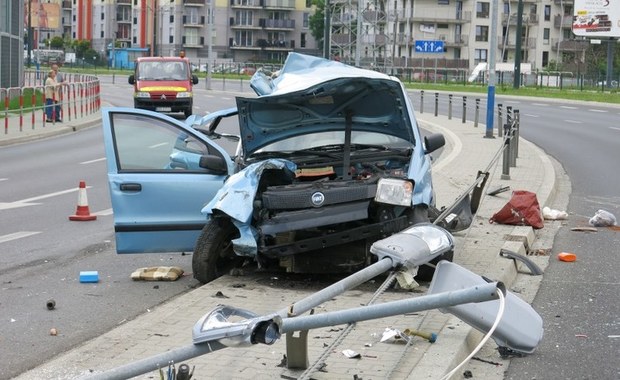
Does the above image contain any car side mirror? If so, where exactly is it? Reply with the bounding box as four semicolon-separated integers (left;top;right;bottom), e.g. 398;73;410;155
192;75;199;85
199;155;227;175
424;133;445;154
128;74;135;85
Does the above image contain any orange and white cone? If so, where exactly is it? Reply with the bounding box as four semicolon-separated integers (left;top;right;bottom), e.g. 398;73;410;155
69;180;97;221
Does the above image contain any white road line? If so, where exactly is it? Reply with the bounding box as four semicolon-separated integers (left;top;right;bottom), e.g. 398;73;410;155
150;142;168;148
0;187;82;211
532;103;549;107
560;106;578;109
588;109;607;113
0;231;41;244
524;114;539;118
81;157;106;164
0;178;8;182
93;208;113;216
610;127;620;131
564;120;582;124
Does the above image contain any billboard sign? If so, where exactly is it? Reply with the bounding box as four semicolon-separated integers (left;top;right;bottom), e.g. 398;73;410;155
572;0;620;37
25;2;61;29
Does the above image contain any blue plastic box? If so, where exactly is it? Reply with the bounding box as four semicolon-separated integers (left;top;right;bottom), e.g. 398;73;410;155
79;271;99;283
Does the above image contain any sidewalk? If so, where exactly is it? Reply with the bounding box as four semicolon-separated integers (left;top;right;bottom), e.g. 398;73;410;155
8;105;561;379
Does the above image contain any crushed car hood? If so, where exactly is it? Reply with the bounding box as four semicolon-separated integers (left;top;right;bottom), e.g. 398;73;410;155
238;53;416;157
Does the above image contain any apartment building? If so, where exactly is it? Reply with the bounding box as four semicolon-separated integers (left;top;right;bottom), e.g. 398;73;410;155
23;0;585;71
328;0;586;72
1;0;24;88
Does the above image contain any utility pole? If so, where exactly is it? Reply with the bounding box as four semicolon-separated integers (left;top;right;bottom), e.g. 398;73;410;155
323;0;330;59
513;0;524;89
27;0;33;67
485;0;498;138
206;0;213;89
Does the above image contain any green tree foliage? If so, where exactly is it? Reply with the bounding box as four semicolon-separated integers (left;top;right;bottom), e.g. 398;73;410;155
309;0;325;49
72;40;92;59
50;36;65;50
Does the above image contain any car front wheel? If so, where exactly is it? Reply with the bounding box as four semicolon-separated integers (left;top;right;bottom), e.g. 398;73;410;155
192;217;242;284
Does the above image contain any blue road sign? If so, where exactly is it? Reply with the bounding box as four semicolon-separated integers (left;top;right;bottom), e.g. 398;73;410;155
414;40;445;53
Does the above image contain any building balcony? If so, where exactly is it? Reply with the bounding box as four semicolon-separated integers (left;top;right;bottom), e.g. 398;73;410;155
183;15;205;26
332;33;357;45
62;0;71;9
262;0;295;9
182;36;205;47
554;14;573;28
499;37;537;49
362;10;387;23
116;0;131;4
441;34;469;47
183;0;205;6
360;34;389;45
257;39;294;50
229;19;262;29
259;18;295;29
502;13;539;25
411;10;471;23
554;0;573;4
552;38;589;51
230;0;263;9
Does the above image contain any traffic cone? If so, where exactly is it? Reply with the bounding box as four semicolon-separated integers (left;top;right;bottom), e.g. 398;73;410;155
69;180;97;221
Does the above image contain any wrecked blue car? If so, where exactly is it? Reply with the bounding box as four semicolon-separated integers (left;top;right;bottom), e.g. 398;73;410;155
102;53;446;284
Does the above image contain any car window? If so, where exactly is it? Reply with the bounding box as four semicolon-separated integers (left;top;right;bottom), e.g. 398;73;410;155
110;113;211;172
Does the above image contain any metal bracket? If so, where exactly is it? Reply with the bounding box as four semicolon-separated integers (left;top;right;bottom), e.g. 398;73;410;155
500;249;543;276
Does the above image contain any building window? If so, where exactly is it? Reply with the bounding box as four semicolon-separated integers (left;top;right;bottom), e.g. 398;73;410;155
303;12;309;28
101;30;104;38
543;28;550;43
306;0;311;7
301;32;306;48
101;12;104;20
474;48;487;64
169;35;173;43
235;30;253;46
438;0;449;4
476;2;489;18
475;25;488;42
133;17;137;24
170;15;174;23
544;5;550;21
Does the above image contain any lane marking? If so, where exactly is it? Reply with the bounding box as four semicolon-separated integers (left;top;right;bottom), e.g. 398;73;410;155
610;127;620;131
564;120;582;124
150;142;168;149
524;114;539;117
0;231;42;244
81;157;106;164
0;187;82;211
560;106;578;109
588;109;607;113
0;178;8;182
93;208;113;216
532;103;549;107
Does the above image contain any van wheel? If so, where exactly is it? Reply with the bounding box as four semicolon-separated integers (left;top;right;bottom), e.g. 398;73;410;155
192;217;243;284
184;109;192;118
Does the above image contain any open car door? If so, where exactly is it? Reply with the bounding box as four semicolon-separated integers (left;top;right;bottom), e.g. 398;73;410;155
101;108;235;254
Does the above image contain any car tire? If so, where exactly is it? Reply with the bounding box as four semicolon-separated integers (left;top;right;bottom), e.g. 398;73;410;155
184;108;192;118
192;217;242;284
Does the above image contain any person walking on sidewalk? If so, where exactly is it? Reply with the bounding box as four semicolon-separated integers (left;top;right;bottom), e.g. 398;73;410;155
51;63;64;120
44;70;61;122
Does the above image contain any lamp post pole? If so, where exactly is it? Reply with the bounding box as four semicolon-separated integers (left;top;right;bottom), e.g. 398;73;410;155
513;0;524;89
485;0;498;138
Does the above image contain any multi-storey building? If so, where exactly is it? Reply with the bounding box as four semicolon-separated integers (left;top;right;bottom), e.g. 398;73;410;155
328;0;587;73
21;0;587;72
1;0;24;88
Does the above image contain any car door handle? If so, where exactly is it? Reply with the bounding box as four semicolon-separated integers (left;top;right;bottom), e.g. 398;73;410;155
119;183;142;192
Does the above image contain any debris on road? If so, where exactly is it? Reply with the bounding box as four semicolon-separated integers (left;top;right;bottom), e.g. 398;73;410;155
588;209;617;227
570;226;598;232
489;190;544;229
130;267;184;281
46;299;56;310
79;271;99;283
342;349;361;359
542;206;568;220
557;252;577;262
50;328;58;336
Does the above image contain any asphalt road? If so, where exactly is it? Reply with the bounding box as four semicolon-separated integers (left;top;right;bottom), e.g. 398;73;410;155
1;77;619;379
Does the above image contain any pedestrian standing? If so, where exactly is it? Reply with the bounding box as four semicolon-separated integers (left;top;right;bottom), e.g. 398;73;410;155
44;70;61;122
51;63;64;119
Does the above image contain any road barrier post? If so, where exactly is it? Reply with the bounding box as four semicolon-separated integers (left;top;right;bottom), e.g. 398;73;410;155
434;92;439;117
474;98;480;127
502;123;511;180
420;90;424;113
448;94;453;119
462;96;467;124
497;103;503;137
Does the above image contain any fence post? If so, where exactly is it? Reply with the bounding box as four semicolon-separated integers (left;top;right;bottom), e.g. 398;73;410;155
474;98;480;127
434;92;439;117
513;109;520;161
501;123;511;180
497;103;503;137
448;94;452;119
420;90;424;113
506;105;513;128
462;96;467;124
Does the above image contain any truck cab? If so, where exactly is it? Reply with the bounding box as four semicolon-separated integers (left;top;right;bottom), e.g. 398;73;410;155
129;56;199;118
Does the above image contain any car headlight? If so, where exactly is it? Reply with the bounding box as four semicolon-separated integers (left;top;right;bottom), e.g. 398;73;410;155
375;178;414;207
176;92;191;98
135;92;150;98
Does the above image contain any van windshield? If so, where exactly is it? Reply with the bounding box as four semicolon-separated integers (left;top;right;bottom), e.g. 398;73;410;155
137;61;188;81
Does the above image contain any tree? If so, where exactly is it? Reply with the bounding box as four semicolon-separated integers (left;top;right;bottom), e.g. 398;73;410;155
50;36;64;50
72;40;91;59
309;0;325;49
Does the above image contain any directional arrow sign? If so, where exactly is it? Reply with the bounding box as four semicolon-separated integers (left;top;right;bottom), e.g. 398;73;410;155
414;40;445;53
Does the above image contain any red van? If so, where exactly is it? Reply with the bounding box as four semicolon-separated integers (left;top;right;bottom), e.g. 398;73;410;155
128;56;199;117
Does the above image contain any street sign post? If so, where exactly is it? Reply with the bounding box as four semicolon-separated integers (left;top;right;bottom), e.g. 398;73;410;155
414;40;445;53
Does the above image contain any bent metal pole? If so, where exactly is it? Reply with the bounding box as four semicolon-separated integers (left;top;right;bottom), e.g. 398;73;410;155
82;281;503;380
